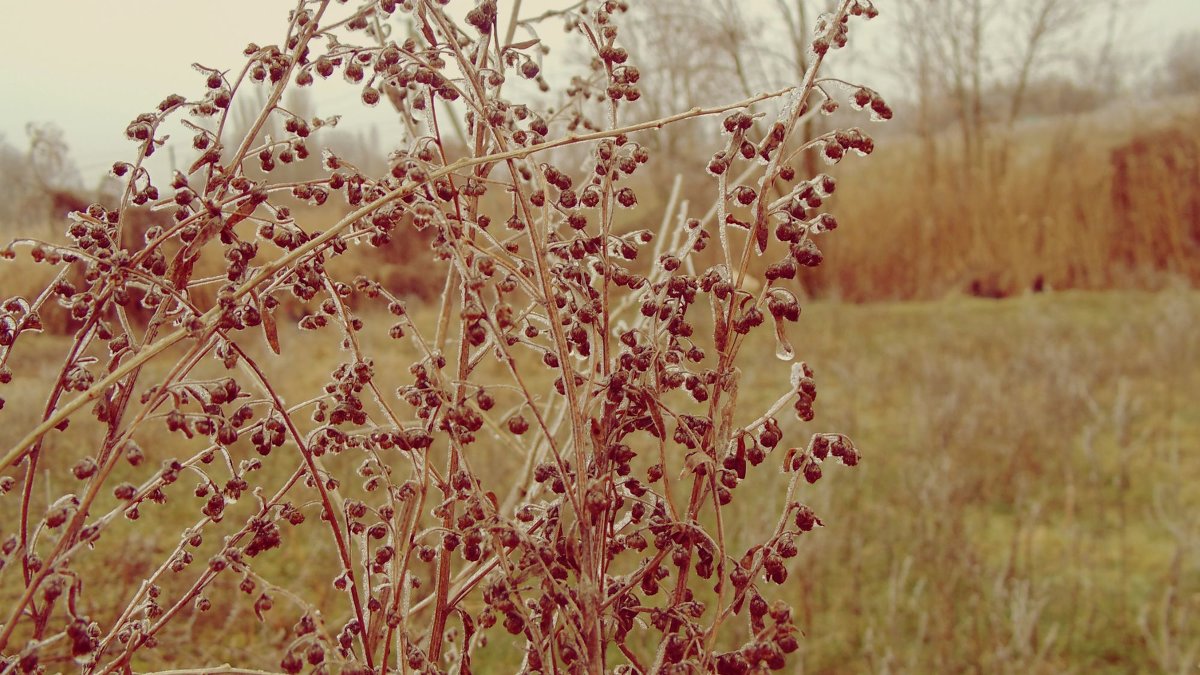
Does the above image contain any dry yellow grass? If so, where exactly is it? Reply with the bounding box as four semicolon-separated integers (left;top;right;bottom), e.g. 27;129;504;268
797;101;1200;302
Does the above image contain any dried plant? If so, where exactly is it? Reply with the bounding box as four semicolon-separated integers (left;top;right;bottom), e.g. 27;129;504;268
0;1;886;672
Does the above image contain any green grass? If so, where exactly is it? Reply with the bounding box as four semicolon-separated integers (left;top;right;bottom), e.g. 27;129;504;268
756;290;1200;674
2;289;1197;673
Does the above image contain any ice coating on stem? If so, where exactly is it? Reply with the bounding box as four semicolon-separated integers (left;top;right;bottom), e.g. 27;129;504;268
774;319;795;361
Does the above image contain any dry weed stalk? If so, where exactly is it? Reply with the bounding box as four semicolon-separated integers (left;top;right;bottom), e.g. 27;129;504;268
0;1;885;672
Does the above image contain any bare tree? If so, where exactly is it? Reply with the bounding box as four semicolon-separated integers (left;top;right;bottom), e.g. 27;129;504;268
0;125;86;230
26;122;82;195
1161;29;1200;95
894;0;1105;180
899;0;993;175
623;0;838;176
620;0;747;164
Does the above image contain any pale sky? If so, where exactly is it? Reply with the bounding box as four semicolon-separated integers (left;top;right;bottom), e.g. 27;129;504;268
1;1;1197;182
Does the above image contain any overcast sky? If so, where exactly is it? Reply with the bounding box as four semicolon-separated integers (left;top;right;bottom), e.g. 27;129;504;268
1;1;1197;183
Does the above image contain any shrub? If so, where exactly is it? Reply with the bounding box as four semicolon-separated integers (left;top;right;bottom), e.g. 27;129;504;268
0;1;883;671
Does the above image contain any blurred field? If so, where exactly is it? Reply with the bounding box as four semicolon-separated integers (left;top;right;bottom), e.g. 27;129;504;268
769;289;1200;673
1;288;1196;672
1;92;1198;674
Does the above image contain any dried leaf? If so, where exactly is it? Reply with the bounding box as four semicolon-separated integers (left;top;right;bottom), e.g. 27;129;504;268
740;545;761;569
254;291;280;355
226;198;256;227
505;38;541;51
643;392;667;440
735;434;747;479
253;593;273;622
781;447;801;473
682;450;713;477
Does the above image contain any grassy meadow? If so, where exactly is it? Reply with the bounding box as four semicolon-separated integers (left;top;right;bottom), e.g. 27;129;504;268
0;285;1196;672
